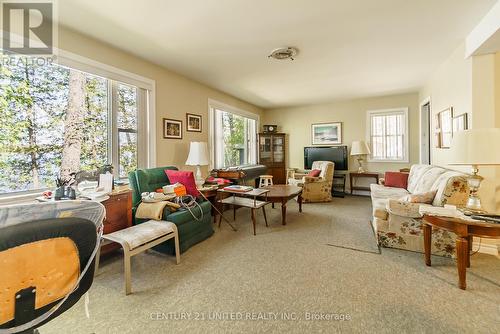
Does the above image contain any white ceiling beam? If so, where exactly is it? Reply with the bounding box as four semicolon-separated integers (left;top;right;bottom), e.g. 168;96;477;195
465;0;500;57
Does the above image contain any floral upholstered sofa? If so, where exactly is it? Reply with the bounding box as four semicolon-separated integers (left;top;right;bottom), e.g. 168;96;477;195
370;164;469;257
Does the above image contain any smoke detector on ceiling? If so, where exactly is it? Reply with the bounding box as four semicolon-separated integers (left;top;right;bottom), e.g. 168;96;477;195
268;47;298;61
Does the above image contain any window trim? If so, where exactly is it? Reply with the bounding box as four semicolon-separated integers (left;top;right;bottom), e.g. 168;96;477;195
366;107;409;163
0;49;156;201
208;99;260;170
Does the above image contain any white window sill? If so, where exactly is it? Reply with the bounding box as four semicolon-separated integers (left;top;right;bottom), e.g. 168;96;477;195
0;192;43;206
368;159;409;164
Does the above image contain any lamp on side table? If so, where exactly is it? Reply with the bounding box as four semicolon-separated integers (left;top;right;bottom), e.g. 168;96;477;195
350;140;371;173
449;128;500;213
186;141;210;188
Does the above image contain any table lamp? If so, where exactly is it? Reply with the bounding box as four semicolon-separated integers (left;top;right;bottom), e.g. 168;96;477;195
449;128;500;212
185;141;210;188
351;141;371;173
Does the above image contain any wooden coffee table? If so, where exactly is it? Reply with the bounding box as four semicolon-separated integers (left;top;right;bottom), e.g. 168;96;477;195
422;214;500;290
260;185;303;225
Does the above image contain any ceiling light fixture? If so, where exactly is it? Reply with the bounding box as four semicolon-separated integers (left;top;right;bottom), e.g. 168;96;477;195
268;47;298;61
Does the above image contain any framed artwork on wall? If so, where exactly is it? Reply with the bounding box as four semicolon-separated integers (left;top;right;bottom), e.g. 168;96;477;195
311;122;342;145
452;113;468;133
436;107;453;148
163;118;182;139
186;113;202;132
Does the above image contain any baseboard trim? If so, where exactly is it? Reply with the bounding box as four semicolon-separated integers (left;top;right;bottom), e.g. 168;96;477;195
474;240;499;256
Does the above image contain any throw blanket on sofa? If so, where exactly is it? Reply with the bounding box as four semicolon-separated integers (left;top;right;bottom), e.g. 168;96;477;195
136;201;180;220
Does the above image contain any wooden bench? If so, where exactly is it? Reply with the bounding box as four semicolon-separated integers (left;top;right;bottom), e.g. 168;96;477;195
97;220;180;295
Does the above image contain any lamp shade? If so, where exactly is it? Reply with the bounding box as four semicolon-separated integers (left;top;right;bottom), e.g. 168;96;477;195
350;141;371;156
185;142;209;166
449;128;500;166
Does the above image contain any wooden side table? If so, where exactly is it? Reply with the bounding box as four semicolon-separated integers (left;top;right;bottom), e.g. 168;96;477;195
349;172;379;195
198;185;221;224
100;190;132;255
422;214;500;290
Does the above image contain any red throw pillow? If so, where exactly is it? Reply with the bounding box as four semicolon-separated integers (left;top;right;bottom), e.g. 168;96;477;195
384;171;409;189
165;170;200;197
308;169;321;177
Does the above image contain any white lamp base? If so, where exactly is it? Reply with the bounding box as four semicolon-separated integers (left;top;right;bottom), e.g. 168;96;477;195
356;157;365;173
194;165;204;188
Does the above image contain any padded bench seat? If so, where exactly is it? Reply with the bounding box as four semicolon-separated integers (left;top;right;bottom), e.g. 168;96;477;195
98;220;180;295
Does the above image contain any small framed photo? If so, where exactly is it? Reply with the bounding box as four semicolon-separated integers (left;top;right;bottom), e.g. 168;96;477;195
452;113;468;133
311;122;342;145
186;113;202;132
163;118;182;139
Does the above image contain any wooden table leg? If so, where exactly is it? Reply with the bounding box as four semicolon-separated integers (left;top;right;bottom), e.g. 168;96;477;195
456;237;468;290
281;200;287;225
298;194;303;213
251;208;256;236
467;235;472;268
233;205;236;221
423;223;432;266
262;206;268;227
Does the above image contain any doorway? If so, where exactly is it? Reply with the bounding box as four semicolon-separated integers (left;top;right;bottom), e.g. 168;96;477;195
420;98;431;165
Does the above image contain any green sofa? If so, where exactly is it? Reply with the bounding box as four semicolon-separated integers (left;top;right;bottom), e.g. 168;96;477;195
128;166;214;254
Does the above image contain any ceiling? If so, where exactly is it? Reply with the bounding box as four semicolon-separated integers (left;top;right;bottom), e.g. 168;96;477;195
58;0;497;109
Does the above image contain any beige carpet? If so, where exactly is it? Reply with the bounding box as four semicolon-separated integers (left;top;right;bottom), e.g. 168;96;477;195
41;196;500;334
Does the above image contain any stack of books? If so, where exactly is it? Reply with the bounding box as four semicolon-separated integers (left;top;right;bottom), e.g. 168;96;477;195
223;185;253;193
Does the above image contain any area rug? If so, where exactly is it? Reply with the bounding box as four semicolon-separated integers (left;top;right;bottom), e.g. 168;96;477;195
325;197;380;254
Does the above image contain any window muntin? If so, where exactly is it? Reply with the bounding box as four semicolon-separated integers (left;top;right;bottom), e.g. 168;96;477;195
0;58;144;194
212;107;257;169
368;108;408;162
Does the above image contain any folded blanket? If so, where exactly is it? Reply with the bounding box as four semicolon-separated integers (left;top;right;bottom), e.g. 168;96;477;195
136;201;180;220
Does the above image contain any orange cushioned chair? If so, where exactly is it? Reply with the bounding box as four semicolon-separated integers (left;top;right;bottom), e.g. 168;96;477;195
0;202;103;334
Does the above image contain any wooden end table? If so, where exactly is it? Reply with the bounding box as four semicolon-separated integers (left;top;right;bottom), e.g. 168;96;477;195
260;185;303;225
349;172;379;195
422;214;500;290
217;188;270;235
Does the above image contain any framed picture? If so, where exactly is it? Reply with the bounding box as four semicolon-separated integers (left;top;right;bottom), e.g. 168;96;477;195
186;113;202;132
452;113;468;133
163;118;182;139
311;122;342;145
436;107;453;148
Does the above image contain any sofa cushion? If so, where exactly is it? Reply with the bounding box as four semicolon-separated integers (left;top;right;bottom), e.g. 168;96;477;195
384;172;409;189
308;169;321;177
407;165;435;193
370;184;410;200
164;201;211;227
386;199;431;218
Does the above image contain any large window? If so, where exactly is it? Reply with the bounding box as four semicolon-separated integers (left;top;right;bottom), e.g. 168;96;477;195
367;108;409;162
0;58;148;194
211;104;257;168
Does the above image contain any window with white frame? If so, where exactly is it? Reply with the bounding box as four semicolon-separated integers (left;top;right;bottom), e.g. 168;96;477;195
210;103;257;168
0;56;150;195
367;108;409;162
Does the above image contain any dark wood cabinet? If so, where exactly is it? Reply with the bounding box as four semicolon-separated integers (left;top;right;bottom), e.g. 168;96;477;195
258;133;286;184
101;190;132;255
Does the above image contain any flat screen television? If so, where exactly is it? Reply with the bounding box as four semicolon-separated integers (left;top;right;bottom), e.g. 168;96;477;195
304;146;348;170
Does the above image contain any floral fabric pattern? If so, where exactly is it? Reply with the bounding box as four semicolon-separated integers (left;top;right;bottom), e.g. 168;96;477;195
372;164;468;258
